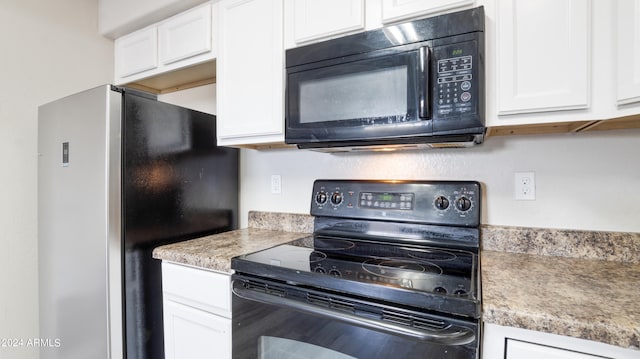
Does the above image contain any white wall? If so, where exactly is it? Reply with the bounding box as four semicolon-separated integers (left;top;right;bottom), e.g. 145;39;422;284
159;84;216;114
240;129;640;233
161;85;640;234
0;1;113;358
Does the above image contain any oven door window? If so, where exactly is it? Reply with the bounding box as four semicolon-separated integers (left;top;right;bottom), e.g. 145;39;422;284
286;49;430;142
260;337;356;359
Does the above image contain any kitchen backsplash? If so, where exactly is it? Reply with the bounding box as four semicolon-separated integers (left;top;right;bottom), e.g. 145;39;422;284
248;211;640;264
481;225;640;263
248;211;314;233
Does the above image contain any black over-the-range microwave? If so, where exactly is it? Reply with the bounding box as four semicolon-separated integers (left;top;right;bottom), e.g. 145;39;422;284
285;6;485;152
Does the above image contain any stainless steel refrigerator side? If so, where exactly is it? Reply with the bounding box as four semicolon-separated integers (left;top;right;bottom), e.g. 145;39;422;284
106;88;123;359
38;85;112;359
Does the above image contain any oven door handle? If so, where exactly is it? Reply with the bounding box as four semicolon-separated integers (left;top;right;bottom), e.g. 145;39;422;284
232;281;475;346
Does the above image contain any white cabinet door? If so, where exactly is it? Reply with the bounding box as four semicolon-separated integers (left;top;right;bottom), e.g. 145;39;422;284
381;0;475;24
163;300;231;359
114;2;216;87
217;0;284;146
495;0;590;115
506;339;603;359
483;324;640;359
115;27;158;78
292;0;364;44
617;0;640;105
159;4;212;65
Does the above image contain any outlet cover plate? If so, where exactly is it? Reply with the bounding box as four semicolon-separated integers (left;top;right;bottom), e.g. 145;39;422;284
515;172;535;200
271;175;282;194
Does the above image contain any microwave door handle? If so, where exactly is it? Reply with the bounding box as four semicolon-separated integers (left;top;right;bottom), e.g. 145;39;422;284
419;47;430;119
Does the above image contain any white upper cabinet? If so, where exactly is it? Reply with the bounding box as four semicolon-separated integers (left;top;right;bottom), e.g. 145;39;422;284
159;4;212;66
486;0;640;129
381;0;475;24
99;0;206;39
216;0;284;146
285;0;477;49
495;0;590;115
115;2;215;86
285;0;365;48
617;0;640;106
291;0;364;45
115;27;158;78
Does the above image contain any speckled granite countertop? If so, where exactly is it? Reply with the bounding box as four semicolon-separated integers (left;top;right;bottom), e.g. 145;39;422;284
153;212;640;351
152;211;314;273
152;228;310;273
482;250;640;350
482;225;640;350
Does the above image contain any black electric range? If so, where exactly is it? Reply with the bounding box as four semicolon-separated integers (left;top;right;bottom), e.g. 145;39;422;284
232;179;482;318
231;180;482;358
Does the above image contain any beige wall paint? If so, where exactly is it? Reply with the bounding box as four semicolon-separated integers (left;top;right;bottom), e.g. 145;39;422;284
0;0;113;358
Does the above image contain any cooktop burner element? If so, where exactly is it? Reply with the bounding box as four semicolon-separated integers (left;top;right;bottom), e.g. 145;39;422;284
231;180;482;318
313;237;356;251
362;258;443;275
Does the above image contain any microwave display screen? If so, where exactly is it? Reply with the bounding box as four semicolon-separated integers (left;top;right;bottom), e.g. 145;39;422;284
299;66;408;124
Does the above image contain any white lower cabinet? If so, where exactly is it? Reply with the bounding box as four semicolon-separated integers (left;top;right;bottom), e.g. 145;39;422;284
483;323;639;359
161;262;231;359
163;300;231;359
505;339;604;359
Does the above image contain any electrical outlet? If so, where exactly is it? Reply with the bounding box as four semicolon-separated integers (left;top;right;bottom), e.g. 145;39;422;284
514;172;535;200
271;175;282;194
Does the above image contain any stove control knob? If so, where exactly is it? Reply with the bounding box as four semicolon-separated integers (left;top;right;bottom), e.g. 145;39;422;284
454;289;468;297
434;286;448;295
328;269;341;277
434;196;450;210
455;196;472;212
315;191;328;205
313;266;326;274
330;192;343;206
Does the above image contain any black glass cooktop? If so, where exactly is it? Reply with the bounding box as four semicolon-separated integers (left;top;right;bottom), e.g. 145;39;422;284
232;236;480;318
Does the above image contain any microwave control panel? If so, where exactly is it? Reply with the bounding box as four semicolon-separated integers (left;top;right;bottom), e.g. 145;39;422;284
433;41;479;119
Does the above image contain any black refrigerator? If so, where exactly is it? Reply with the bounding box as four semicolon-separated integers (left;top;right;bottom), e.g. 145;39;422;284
37;85;239;359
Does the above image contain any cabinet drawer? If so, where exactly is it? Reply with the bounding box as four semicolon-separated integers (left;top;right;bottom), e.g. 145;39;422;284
162;262;231;317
